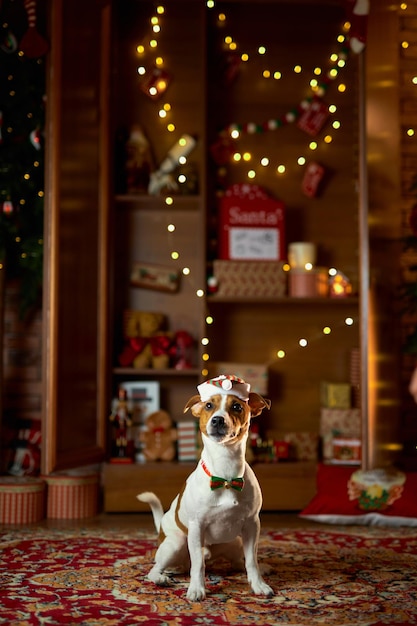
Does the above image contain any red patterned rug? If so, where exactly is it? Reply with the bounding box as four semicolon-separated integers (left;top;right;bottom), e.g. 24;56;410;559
1;524;417;625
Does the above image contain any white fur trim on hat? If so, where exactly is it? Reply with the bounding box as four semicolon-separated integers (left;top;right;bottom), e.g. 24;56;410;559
197;375;250;402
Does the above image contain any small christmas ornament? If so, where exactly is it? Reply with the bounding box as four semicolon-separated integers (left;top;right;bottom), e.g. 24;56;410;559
297;98;329;137
347;0;369;54
140;66;171;99
2;200;14;214
30;128;42;150
19;0;49;58
409;203;417;236
0;29;18;54
210;133;235;165
302;161;326;198
125;125;155;193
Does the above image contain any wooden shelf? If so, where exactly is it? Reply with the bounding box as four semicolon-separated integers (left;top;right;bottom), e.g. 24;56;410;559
103;461;317;513
207;295;359;305
113;367;201;377
115;194;202;208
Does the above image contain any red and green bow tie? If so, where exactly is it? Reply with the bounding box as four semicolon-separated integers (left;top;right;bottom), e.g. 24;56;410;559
201;460;245;491
210;476;245;491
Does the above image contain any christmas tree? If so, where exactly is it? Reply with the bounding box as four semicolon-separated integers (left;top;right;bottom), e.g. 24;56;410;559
0;0;48;315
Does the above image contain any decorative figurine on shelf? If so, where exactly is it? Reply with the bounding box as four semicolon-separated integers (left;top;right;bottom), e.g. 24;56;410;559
139;410;177;462
109;387;134;462
173;330;194;370
125;124;155;193
148;134;197;195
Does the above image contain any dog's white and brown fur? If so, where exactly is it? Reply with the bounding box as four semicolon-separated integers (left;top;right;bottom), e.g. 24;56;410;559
138;375;273;601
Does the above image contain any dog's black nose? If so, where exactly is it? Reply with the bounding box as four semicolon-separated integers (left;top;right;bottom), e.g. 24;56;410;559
211;415;225;429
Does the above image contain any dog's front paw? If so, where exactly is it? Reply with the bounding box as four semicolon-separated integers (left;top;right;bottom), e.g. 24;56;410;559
148;567;174;587
186;584;206;602
251;578;274;597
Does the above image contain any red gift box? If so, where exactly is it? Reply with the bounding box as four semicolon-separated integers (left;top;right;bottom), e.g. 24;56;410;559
218;184;285;261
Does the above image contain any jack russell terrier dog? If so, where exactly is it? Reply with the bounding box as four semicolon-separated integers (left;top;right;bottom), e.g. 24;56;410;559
138;374;273;601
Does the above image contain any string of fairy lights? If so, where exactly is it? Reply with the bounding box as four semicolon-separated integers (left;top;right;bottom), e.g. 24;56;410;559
133;1;360;375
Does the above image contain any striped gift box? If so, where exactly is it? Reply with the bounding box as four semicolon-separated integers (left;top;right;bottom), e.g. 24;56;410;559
44;474;99;519
0;476;45;524
177;421;201;461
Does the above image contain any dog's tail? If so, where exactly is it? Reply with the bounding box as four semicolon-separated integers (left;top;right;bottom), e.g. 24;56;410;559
137;491;164;532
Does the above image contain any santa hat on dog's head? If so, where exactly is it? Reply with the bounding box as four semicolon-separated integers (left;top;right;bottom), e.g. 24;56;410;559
197;375;250;402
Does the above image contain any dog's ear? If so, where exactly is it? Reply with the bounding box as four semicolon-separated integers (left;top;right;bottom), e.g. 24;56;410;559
248;392;271;417
183;394;203;416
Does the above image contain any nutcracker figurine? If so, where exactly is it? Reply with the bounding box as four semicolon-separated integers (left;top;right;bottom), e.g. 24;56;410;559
109;387;134;462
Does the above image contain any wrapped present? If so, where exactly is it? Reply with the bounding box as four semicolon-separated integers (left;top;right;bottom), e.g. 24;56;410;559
320;408;361;460
321;381;352;409
209;362;268;395
213;260;286;298
283;432;319;461
44;473;99;520
177;421;201;462
218;183;285;261
331;437;362;465
267;431;319;461
0;476;45;524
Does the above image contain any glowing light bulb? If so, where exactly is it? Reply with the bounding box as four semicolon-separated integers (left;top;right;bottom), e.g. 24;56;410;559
137;66;146;75
297;156;306;165
171;251;179;260
338;83;346;92
294;65;302;73
329;267;337;276
165;197;174;205
260;157;269;166
299;338;308;347
329;104;337;113
137;45;145;54
273;71;281;80
167;123;175;132
345;317;354;326
206;315;214;324
150;39;158;48
407;128;415;137
263;70;271;78
309;141;318;150
182;267;190;275
231;129;240;139
277;350;286;359
243;152;251;161
233;153;242;162
258;46;266;55
202;353;209;361
247;170;256;179
323;326;331;335
332;120;341;129
196;289;205;298
324;135;332;143
155;56;163;66
201;337;209;346
159;109;167;118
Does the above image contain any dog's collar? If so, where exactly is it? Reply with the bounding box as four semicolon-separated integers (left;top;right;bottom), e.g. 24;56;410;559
200;459;245;492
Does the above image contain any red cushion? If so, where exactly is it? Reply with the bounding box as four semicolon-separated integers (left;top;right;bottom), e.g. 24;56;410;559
300;463;417;526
